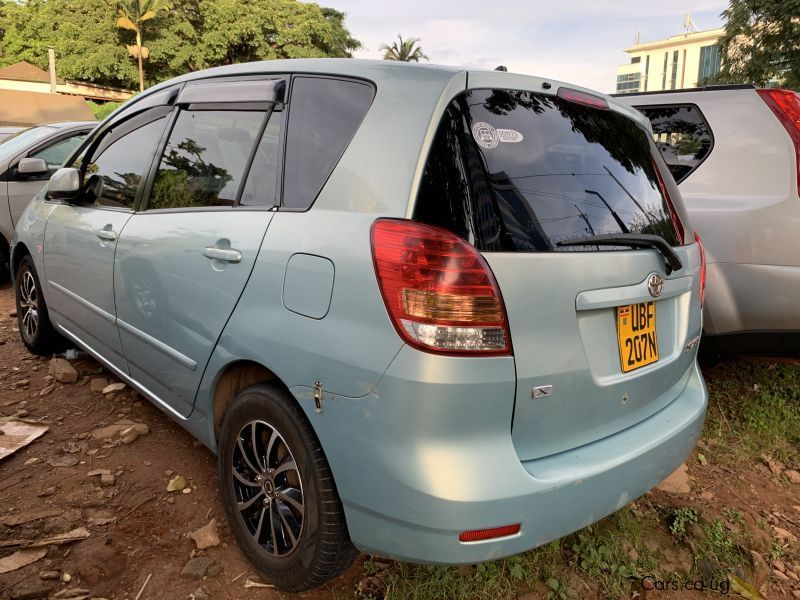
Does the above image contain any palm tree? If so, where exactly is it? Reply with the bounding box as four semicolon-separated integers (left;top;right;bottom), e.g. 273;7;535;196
380;35;428;62
116;0;170;91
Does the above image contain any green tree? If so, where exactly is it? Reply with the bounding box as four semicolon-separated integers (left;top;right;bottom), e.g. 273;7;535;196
0;0;361;89
116;0;171;92
380;35;428;62
714;0;800;89
0;0;135;88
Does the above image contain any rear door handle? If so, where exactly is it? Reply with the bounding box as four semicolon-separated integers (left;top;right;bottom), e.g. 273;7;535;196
96;228;117;241
203;247;242;263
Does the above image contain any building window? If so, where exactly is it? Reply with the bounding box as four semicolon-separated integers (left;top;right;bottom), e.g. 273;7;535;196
631;56;641;64
670;50;679;89
644;55;650;91
662;52;668;89
616;72;642;94
698;45;721;82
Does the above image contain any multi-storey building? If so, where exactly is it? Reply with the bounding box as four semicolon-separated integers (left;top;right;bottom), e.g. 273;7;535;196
615;27;724;94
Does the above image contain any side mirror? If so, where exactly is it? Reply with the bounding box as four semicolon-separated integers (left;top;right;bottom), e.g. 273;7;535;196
17;157;49;176
45;167;81;201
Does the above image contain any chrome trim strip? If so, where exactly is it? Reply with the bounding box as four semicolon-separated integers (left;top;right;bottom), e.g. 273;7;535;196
49;281;115;324
116;318;198;371
54;323;189;422
575;275;693;311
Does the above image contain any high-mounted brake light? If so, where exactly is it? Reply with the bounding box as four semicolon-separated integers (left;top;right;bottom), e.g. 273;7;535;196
557;87;609;110
459;524;521;543
695;232;706;308
757;89;800;196
652;158;685;245
371;219;511;355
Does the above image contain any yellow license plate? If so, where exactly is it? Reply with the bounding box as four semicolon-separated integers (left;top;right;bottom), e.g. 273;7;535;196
616;301;659;373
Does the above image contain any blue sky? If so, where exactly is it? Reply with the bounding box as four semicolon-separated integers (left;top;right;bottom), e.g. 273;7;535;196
333;1;727;93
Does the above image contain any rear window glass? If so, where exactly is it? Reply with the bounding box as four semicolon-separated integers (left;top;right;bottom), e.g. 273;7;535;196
414;89;681;251
636;104;712;183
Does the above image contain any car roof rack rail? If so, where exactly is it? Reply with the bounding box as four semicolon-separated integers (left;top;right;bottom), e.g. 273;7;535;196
611;84;756;98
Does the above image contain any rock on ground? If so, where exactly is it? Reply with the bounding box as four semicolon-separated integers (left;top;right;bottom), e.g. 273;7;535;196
656;463;691;494
189;519;221;550
90;420;149;442
181;556;215;580
89;377;109;393
48;358;77;384
784;469;800;484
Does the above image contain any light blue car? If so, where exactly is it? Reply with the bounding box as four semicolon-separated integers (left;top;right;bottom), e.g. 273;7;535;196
11;59;708;591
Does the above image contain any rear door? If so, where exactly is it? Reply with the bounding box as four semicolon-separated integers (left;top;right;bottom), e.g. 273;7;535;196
113;79;284;417
414;81;701;461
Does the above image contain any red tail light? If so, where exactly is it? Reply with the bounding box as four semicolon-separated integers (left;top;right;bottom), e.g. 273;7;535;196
652;158;685;245
695;232;706;308
371;219;511;355
557;87;609;110
757;89;800;196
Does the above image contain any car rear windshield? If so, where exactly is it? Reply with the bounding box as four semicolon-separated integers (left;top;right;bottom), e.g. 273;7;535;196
414;89;682;251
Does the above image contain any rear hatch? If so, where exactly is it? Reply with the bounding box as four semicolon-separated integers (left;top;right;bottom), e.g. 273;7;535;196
413;85;702;461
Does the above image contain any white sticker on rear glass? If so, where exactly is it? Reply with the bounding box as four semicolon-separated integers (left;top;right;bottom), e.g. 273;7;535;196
497;128;524;143
472;121;499;149
472;122;523;149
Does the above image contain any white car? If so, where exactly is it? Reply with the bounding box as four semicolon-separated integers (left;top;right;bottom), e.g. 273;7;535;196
618;85;800;350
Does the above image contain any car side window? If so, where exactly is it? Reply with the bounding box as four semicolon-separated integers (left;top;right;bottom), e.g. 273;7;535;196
84;117;169;209
148;109;264;210
239;110;284;207
636;104;713;183
31;133;88;177
282;77;374;210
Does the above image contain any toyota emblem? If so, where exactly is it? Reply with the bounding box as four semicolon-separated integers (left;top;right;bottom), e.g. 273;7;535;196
647;273;664;298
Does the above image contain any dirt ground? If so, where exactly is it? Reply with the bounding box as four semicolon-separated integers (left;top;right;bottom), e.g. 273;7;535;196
0;281;359;600
0;279;798;600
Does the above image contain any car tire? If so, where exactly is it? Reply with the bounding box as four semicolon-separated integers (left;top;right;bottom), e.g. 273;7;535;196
15;255;64;355
218;383;357;592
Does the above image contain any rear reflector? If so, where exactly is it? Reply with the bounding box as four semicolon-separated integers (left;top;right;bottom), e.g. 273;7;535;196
371;219;511;355
557;87;609;110
757;89;800;196
459;524;521;543
652;158;685;245
695;232;706;308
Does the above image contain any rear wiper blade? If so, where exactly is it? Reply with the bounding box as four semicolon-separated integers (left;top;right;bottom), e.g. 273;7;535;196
556;233;683;275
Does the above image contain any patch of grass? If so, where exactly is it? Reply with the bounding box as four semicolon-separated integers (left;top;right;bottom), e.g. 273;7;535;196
666;505;750;577
570;527;637;597
700;517;742;566
702;359;800;464
385;558;523;600
670;507;699;541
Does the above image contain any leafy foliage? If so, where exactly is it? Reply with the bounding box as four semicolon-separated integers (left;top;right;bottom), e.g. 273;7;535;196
714;0;800;89
0;0;361;89
380;34;428;62
86;100;123;120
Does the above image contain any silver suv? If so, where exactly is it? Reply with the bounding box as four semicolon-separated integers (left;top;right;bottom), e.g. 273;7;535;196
618;86;800;349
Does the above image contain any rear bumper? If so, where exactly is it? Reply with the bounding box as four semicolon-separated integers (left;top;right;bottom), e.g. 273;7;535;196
311;354;707;564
